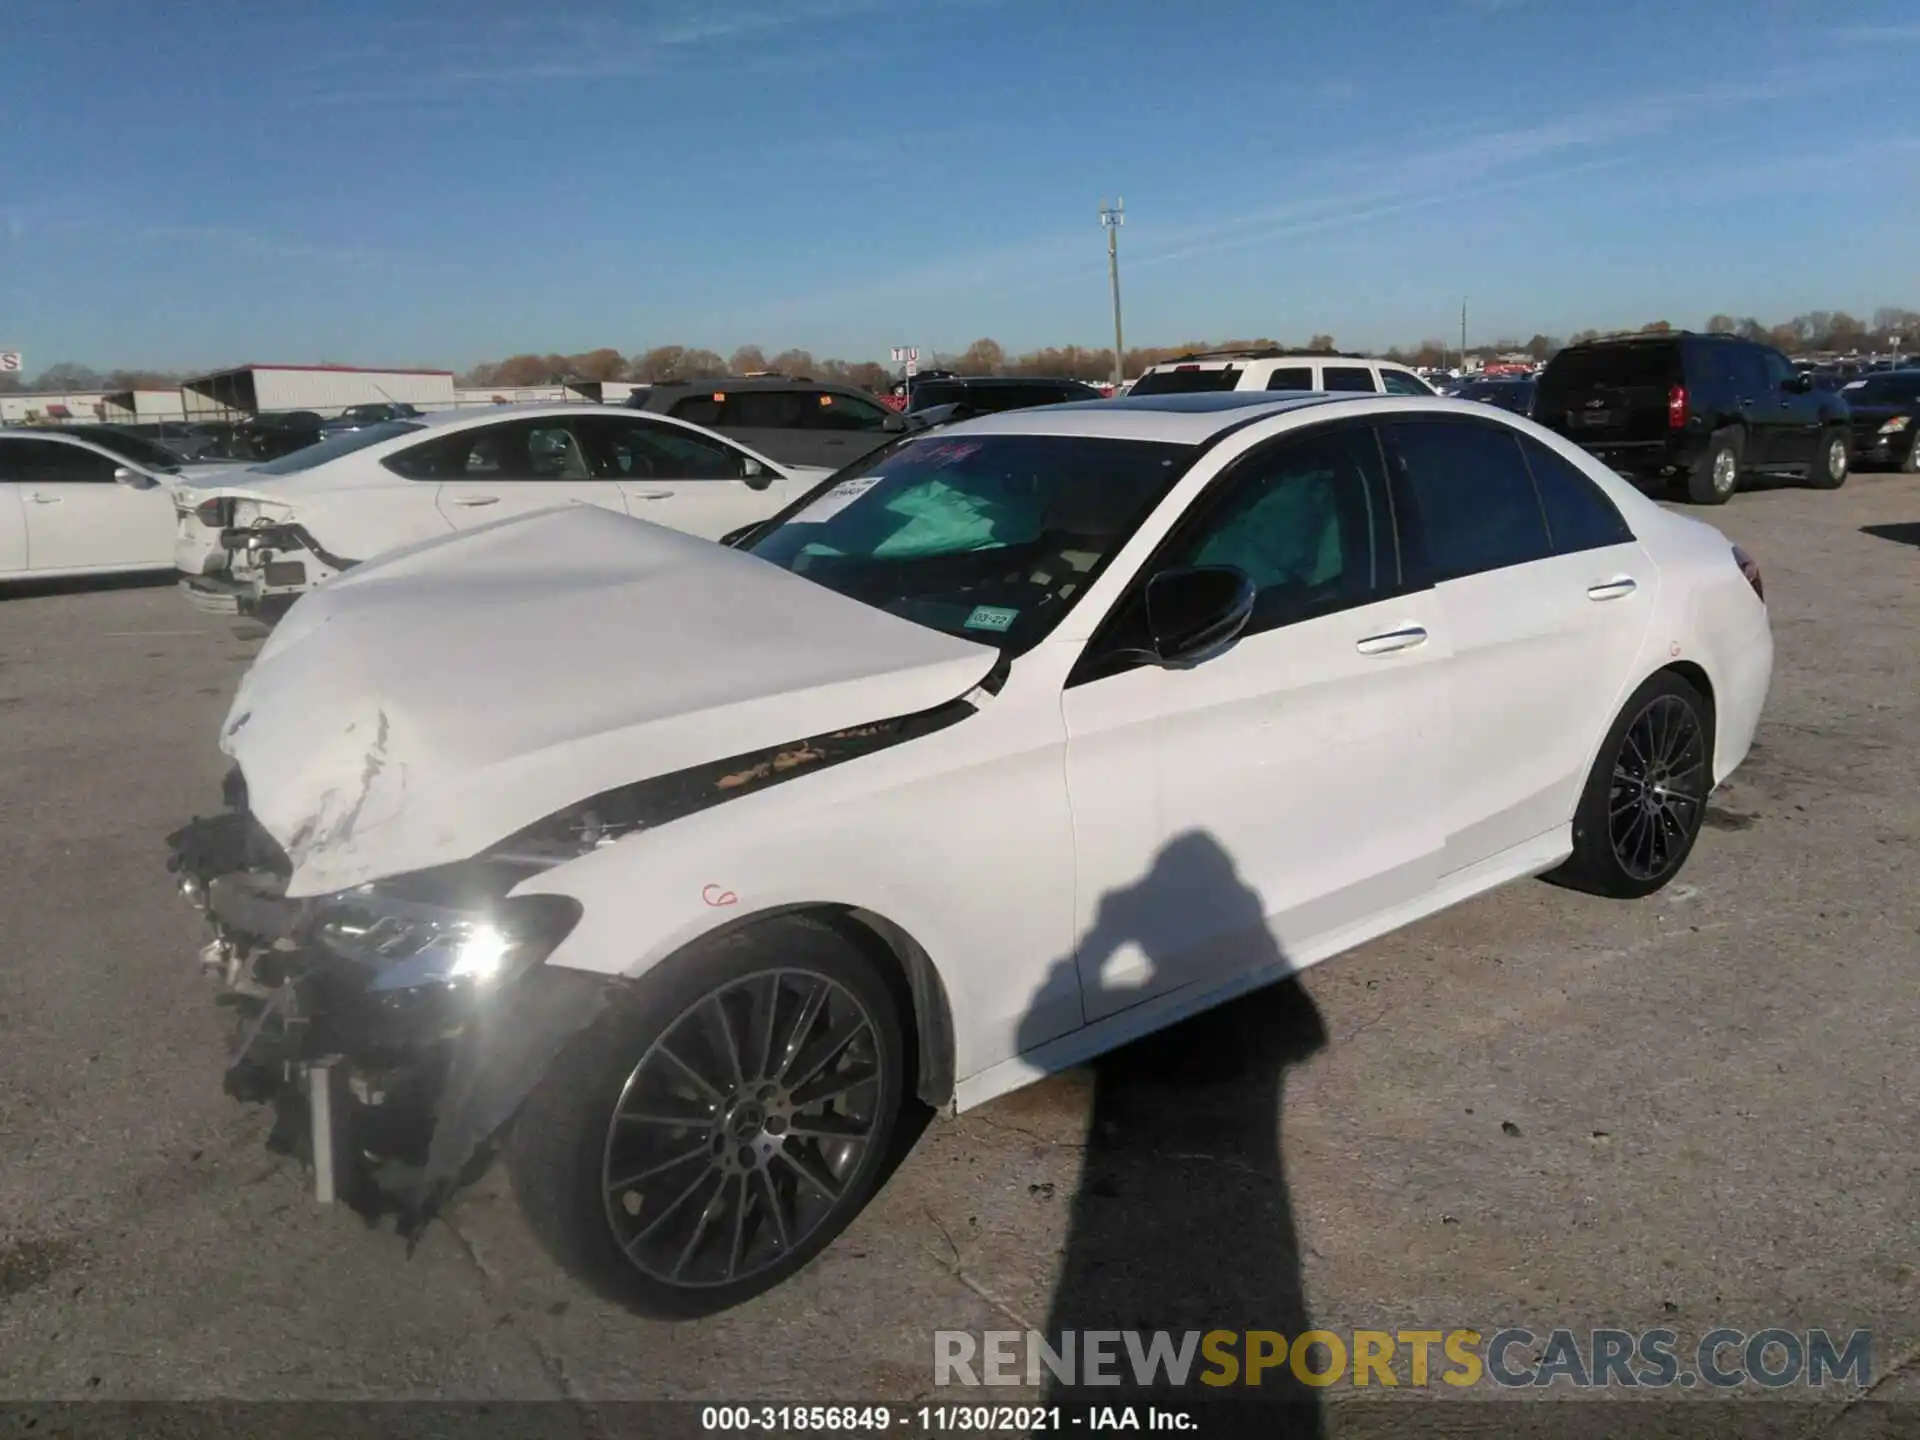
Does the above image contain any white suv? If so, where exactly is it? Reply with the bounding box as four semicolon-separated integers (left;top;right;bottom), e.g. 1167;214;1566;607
1130;349;1436;398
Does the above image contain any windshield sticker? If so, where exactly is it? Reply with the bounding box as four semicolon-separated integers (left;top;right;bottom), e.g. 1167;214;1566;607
916;439;985;468
963;604;1019;633
795;475;881;523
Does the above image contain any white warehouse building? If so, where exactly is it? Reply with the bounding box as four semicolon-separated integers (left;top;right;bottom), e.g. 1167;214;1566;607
181;364;456;418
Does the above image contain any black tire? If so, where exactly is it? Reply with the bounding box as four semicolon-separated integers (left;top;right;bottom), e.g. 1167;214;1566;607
1546;669;1714;900
1807;427;1849;490
1902;431;1920;475
507;915;908;1318
1685;428;1742;505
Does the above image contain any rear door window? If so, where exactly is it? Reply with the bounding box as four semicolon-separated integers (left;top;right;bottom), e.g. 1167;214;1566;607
668;393;725;427
1385;417;1552;580
1264;366;1315;391
1518;436;1635;553
1322;366;1377;393
1380;369;1432;396
720;390;808;429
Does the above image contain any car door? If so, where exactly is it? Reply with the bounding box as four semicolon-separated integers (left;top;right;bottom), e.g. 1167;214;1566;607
1059;419;1450;1021
1381;415;1655;870
574;414;794;540
0;443;32;573
1761;347;1820;468
4;437;171;571
397;418;630;531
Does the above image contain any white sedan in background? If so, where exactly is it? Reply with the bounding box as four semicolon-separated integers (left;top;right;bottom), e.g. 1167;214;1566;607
173;404;833;618
168;391;1771;1318
0;426;227;580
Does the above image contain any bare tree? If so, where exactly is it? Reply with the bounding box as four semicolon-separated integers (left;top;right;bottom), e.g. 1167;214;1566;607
956;338;1005;375
729;345;768;374
768;348;816;377
570;348;628;382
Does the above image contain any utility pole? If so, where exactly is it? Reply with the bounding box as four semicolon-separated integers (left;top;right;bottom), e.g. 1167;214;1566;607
1460;297;1468;372
1100;197;1125;391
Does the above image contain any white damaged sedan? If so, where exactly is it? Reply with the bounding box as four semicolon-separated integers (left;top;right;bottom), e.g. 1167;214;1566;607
172;402;829;619
167;391;1772;1316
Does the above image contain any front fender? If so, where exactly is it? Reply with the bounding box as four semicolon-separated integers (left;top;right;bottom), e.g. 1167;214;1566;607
514;708;1083;1086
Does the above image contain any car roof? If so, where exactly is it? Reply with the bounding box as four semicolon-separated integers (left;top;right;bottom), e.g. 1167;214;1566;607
408;402;628;429
1141;352;1409;370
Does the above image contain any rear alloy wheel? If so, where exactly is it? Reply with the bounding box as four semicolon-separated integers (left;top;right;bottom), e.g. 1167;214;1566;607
1686;429;1741;505
1547;670;1713;899
508;917;907;1317
1808;428;1849;490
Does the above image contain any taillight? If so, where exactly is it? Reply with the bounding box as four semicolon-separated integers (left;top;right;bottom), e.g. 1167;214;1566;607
194;497;234;527
1668;384;1689;430
1732;544;1763;601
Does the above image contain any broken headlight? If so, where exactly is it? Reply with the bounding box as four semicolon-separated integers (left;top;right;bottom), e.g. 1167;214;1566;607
314;889;581;994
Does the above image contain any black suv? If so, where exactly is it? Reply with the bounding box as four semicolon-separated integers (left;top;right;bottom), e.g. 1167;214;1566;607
1534;333;1851;504
630;377;906;469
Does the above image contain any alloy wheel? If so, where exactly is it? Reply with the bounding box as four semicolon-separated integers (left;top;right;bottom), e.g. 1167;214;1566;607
1608;695;1708;881
601;969;883;1288
1713;447;1738;495
1827;437;1848;483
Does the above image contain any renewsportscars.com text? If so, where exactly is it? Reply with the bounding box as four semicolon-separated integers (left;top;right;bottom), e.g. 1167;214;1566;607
934;1327;1873;1390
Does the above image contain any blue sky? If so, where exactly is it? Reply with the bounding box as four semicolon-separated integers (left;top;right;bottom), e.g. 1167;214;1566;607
2;0;1917;371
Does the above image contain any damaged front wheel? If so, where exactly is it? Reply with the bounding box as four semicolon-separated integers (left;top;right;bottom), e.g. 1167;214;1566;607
507;916;906;1317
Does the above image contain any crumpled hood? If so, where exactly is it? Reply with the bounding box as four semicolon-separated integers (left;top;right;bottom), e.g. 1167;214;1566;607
223;504;998;897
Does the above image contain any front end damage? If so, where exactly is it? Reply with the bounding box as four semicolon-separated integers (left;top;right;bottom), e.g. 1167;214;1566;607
164;691;986;1229
165;790;607;1229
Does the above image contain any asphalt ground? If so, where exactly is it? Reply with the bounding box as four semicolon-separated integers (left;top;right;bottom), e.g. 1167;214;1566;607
1;471;1915;1432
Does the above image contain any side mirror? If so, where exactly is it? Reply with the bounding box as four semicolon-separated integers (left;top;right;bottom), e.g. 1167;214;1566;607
882;413;907;433
1784;373;1813;394
1142;565;1257;664
112;465;157;490
741;457;774;491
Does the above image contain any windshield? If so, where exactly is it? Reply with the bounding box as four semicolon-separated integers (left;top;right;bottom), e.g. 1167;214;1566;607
1129;366;1244;396
252;419;424;474
745;432;1194;652
67;425;183;473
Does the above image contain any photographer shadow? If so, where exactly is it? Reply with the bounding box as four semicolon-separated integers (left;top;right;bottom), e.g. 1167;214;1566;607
1018;830;1328;1435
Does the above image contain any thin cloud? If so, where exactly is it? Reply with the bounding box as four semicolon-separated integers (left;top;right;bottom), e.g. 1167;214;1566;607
1836;23;1920;42
301;0;899;101
137;223;372;267
808;65;1849;312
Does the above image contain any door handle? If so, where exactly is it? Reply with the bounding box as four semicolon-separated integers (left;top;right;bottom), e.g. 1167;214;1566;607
629;489;673;500
1355;625;1428;655
1587;577;1638;601
26;492;62;504
448;494;499;507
